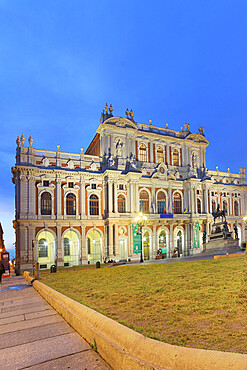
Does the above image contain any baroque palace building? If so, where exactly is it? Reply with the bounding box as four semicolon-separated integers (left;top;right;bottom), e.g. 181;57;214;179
12;105;247;272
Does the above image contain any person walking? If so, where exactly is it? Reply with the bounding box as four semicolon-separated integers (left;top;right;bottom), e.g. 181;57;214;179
0;260;5;290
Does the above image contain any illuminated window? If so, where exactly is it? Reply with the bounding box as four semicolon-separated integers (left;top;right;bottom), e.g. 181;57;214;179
64;237;70;256
156;146;163;163
139;190;149;213
139;144;147;162
197;198;201;214
90;194;99;215
173;193;182;214
66;193;76;215
173;149;179;166
157;191;166;214
118;194;126;213
41;192;52;215
38;238;48;258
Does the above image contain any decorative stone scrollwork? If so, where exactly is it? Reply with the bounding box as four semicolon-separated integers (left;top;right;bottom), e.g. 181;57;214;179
108;155;115;167
89;162;98;171
67;160;75;169
41;157;50;167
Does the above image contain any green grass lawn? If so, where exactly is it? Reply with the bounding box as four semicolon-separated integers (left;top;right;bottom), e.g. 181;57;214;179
39;257;247;354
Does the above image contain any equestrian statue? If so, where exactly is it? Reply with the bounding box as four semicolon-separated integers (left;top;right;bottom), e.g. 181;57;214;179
212;204;227;223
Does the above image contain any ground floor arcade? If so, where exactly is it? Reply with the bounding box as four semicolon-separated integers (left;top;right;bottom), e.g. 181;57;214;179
14;216;245;272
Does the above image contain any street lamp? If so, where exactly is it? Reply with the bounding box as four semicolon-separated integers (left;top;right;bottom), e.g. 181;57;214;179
134;212;148;263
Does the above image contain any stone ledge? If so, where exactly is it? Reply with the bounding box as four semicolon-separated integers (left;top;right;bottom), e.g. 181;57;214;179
23;271;247;370
214;253;245;259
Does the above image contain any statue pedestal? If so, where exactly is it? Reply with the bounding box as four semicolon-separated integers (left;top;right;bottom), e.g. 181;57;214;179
205;221;240;254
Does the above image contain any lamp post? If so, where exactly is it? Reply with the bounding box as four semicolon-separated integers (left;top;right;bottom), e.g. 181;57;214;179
134;212;148;263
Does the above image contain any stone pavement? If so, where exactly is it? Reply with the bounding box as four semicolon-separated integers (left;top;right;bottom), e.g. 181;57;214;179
0;275;111;370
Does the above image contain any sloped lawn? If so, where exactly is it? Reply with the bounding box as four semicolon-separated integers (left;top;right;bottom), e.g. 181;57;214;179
40;257;247;353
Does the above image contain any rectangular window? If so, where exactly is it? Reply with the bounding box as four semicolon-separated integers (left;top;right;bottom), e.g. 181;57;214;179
43;181;49;187
64;245;70;256
92;184;97;189
68;182;74;188
158;200;166;214
38;245;48;258
140;200;149;214
119;184;124;190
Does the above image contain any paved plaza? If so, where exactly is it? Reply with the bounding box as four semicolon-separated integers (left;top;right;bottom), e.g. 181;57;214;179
0;274;111;369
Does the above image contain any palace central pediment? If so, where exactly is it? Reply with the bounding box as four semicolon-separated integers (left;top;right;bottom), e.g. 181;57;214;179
103;116;137;129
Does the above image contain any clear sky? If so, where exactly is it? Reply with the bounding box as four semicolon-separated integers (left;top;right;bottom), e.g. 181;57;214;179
0;0;246;259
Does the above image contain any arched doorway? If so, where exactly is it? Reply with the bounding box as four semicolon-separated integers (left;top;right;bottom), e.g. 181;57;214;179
63;230;80;267
87;229;102;264
143;230;150;260
37;230;55;269
158;230;168;258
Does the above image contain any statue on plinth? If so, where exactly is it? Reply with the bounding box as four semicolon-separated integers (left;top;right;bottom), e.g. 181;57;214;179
212;203;227;223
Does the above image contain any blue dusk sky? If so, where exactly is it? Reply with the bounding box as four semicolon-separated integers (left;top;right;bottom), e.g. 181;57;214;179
0;0;246;258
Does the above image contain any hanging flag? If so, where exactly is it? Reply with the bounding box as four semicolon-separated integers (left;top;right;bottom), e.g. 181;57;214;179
172;202;175;213
184;206;187;213
151;201;154;214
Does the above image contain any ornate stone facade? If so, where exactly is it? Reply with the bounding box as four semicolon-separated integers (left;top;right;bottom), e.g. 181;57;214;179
12;106;247;272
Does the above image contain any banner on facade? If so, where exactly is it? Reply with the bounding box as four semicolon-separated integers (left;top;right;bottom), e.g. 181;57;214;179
160;214;173;218
160;246;167;254
193;222;200;248
132;224;141;253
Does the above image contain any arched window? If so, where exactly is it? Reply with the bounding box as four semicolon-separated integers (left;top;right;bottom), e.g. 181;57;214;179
157;191;166;214
173;149;179;166
212;200;216;212
66;193;76;215
156;146;163;164
234;201;239;216
139;144;147;162
41;192;52;215
90;194;99;215
64;237;70;256
38;238;48;258
223;200;227;212
118;194;126;213
139;190;149;213
173;193;182;214
197;198;201;214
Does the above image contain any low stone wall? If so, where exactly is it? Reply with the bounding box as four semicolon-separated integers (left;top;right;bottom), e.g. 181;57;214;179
23;272;247;370
214;253;245;259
